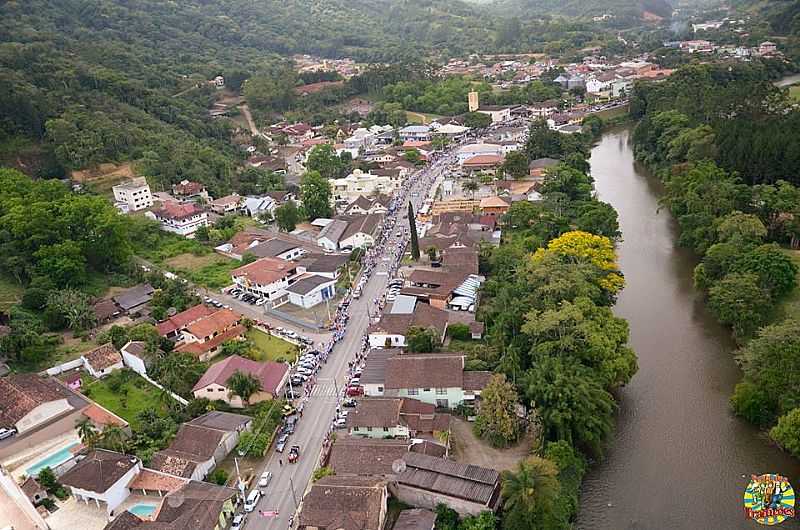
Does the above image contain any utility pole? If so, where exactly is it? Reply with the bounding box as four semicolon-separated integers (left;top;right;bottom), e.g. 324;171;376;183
289;476;299;512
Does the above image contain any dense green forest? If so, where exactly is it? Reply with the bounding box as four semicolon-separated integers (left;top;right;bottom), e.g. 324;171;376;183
630;62;800;458
488;0;672;20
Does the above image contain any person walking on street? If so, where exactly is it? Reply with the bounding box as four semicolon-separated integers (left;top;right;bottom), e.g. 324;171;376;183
279;458;283;466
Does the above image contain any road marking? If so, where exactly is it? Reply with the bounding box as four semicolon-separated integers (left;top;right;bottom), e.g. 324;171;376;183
310;383;341;397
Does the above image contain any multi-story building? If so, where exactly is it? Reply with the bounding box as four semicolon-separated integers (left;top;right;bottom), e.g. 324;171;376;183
146;202;208;238
112;177;153;212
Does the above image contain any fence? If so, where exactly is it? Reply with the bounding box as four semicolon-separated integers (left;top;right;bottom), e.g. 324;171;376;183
44;358;85;376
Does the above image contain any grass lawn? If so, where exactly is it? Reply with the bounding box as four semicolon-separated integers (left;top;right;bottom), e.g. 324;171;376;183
82;373;165;428
789;85;800;102
406;111;442;125
775;249;800;323
0;274;23;312
247;329;298;362
163;251;239;290
591;104;630;120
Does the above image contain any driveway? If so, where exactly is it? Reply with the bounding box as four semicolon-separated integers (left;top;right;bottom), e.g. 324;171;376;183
449;417;532;473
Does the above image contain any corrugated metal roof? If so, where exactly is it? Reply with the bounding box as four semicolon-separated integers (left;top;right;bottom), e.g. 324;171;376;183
397;453;499;504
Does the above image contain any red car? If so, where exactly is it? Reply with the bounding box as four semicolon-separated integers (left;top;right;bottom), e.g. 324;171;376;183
288;445;300;463
346;385;363;397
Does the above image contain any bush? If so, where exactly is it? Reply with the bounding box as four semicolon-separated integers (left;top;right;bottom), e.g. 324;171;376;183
208;468;229;486
447;323;470;341
730;381;778;427
770;408;800;458
312;466;334;482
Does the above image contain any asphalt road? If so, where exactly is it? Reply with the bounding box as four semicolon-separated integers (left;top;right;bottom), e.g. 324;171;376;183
244;152;455;530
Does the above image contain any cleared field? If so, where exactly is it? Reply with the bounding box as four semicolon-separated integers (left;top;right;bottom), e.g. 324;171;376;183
165;252;225;270
72;162;137;196
164;251;239;289
247;329;298;362
789;85;800;101
406;111;442;125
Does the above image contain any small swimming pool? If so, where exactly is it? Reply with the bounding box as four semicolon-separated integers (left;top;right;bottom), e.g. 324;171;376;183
25;442;79;477
128;504;156;517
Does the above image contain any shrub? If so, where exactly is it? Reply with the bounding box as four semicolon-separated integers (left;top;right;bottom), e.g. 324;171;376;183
208;468;229;486
312;466;334;482
730;381;777;427
771;408;800;458
447;323;470;341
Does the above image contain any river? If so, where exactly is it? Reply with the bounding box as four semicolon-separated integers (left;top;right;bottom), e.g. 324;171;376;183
577;127;800;529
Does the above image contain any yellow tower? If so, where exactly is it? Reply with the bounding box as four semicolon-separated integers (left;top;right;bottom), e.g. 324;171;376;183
468;91;479;112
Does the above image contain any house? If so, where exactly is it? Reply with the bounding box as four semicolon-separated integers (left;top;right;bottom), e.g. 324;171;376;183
432;123;469;141
172;180;210;202
394;509;437;530
209;194;242;214
367;303;449;349
299;476;388;530
112;284;154;315
146;202;208;238
456;143;503;164
230;256;300;306
93;298;121;323
365;354;491;409
192;355;289;406
247;238;306;261
398;125;432;142
112;177;153;212
331;169;398;203
104;480;237;530
462;155;504;174
347;398;450;440
155;304;216;340
318;214;383;252
246;155;288;173
20;477;47;506
174;308;246;361
297;253;350;280
327;437;409;477
317;219;349;252
343;196;388;216
528;100;559;119
760;41;778;55
477;105;514;123
286;274;337;309
241;196;277;218
360;348;402;397
150;412;252;481
479;196;510;216
82;343;123;378
59;450;142;516
393;453;501;516
0;374;73;434
528;157;560;178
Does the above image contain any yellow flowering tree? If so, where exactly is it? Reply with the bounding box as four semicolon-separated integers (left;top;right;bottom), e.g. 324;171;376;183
533;230;624;294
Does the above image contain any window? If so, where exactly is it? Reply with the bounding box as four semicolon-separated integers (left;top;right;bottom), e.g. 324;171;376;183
366;427;372;432
383;427;389;432
377;386;384;393
423;388;431;392
436;399;449;408
436;388;447;395
408;388;419;396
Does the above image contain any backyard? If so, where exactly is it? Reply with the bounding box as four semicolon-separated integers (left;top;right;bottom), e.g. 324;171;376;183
81;371;166;428
449;417;532;472
247;329;298;362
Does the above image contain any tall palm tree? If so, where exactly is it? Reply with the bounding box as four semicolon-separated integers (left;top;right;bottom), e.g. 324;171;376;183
99;426;128;453
462;179;479;200
501;456;559;517
226;370;263;406
76;417;98;448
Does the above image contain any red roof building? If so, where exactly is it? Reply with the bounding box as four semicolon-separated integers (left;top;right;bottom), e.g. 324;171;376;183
192;355;289;407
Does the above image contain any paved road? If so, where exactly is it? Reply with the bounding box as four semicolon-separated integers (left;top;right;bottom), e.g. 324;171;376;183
244;152;455;530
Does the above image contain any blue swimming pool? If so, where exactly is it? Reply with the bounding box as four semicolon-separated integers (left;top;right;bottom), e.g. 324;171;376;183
25;442;79;477
128;504;156;517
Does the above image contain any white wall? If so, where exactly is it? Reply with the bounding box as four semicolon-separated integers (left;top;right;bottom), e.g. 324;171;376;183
70;462;141;515
121;351;147;376
368;333;405;349
16;399;72;434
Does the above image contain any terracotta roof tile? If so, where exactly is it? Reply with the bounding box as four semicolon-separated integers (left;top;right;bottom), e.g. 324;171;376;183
0;374;70;428
84;343;122;371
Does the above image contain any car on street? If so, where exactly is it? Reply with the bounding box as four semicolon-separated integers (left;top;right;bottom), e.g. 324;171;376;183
276;433;289;452
282;404;296;416
334;418;347;429
0;428;16;441
346;385;364;397
342;398;357;408
231;513;246;530
244;489;261;512
258;471;273;488
288;445;300;463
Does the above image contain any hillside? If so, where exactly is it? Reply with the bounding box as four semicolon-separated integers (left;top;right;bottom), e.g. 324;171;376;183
489;0;672;19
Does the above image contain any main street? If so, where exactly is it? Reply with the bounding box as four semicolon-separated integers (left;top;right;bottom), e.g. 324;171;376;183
244;150;455;530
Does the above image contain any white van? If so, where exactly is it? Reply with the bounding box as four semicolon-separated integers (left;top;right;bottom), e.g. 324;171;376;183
244;489;261;512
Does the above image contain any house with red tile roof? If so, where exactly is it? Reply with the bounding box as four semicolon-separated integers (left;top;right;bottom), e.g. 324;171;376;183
155;304;216;339
230;256;301;307
192;355;289;407
82;343;124;379
0;374;73;434
145;202;208;238
174;308;245;361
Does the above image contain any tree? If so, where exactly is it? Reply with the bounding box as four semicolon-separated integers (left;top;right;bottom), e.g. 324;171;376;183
535;231;624;295
501;456;560;529
306;144;347;180
406;326;440;353
474;374;521;447
220;340;253;358
45;289;96;331
708;272;771;340
149;352;207;398
97;425;128;453
37;468;60;494
274;201;300;232
464;112;492;129
770;408;800;458
501;151;529;179
404;149;423;166
76;417;99;448
435;504;460;530
208;468;230;486
575;201;620;239
408;202;420;260
426;246;439;262
226;370;263;405
716;212;766;247
461;179;479;200
734;243;798;298
461;512;497;530
300;170;332;220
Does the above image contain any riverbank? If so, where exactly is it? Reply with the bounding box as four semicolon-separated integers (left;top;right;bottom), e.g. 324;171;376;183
577;127;800;529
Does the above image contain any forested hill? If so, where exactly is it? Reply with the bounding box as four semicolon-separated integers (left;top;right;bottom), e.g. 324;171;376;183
488;0;672;20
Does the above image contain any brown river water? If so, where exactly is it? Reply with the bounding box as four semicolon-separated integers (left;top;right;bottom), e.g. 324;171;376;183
576;127;800;529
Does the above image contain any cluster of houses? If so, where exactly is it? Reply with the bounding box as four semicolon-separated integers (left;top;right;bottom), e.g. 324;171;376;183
662;39;781;60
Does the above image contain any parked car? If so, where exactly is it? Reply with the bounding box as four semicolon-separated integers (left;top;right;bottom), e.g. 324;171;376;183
346;386;364;397
258;471;273;488
288;445;300;463
342;398;357;408
0;428;16;441
282;404;296;417
334;418;347;429
231;514;246;530
283;417;297;435
276;433;289;452
244;490;261;512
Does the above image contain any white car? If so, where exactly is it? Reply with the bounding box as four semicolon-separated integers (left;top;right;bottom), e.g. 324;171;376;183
334;418;347;428
0;428;16;441
255;298;266;306
231;514;246;530
258;471;273;488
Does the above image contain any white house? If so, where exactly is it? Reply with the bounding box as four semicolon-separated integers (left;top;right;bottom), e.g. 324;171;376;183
112;177;153;212
331;169;398;203
59;450;142;516
82;343;124;379
286;274;337;309
146;202;208;238
230;256;300;306
241;196;277;218
398;125;432;141
477;105;514;124
0;374;73;434
120;341;149;376
456;143;503;164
